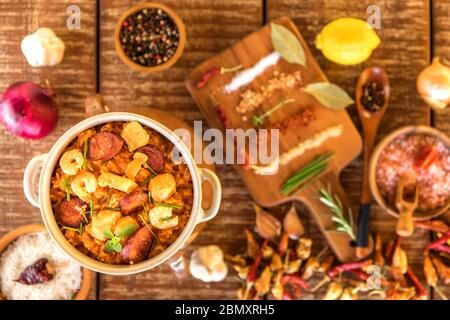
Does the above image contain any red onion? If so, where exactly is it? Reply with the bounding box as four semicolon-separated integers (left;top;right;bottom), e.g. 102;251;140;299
0;81;58;139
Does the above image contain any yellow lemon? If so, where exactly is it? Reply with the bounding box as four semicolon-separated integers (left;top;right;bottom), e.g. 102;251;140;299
316;18;380;65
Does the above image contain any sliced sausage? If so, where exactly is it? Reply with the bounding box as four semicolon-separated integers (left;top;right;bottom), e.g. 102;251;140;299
119;189;148;214
120;227;153;264
137;145;164;172
88;132;124;161
56;197;87;228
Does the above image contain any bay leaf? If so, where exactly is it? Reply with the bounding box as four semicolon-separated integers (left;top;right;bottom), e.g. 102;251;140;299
304;82;354;110
271;23;306;66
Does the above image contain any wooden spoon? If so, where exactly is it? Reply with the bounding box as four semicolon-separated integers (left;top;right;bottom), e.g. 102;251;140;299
355;67;390;258
395;176;419;237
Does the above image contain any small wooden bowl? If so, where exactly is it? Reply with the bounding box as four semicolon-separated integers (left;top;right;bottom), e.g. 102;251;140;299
369;126;450;221
114;2;186;73
0;224;92;300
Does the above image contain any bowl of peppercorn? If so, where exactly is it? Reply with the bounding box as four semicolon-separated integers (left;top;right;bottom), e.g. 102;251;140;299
114;2;186;73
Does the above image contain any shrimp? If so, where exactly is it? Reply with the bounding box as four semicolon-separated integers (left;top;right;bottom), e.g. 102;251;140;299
59;149;84;175
71;172;97;199
149;206;179;229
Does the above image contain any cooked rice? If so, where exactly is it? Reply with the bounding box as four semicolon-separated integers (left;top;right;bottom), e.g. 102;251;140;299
0;232;82;300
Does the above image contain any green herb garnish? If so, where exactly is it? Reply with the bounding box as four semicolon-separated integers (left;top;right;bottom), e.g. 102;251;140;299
138;213;159;241
139;176;152;186
82;139;89;169
280;152;334;195
103;224;137;254
89;195;94;218
155;202;183;209
252;98;295;126
62;176;73;201
106;207;121;211
63;222;84;235
143;163;158;176
148;192;152;204
319;185;355;241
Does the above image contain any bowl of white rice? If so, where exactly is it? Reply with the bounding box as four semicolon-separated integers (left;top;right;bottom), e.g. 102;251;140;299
0;224;92;300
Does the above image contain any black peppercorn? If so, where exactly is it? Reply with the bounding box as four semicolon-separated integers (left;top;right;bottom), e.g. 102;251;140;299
361;81;385;112
119;7;180;67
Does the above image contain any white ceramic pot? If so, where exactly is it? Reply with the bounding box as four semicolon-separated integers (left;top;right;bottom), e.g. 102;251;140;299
23;112;222;275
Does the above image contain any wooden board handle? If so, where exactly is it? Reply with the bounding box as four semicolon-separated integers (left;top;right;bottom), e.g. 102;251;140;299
296;171;358;262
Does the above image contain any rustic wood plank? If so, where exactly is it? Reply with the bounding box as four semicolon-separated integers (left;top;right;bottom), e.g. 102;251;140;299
431;0;450;299
0;0;98;299
99;0;262;299
267;0;433;298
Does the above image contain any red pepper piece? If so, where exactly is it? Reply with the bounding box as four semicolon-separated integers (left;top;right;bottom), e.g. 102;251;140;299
246;239;269;284
413;145;438;172
406;267;427;300
427;231;450;251
326;259;373;278
197;66;221;88
348;269;390;287
281;274;309;289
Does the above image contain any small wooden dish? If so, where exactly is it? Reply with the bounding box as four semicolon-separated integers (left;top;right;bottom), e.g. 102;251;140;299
114;2;186;73
369;126;450;221
0;224;92;300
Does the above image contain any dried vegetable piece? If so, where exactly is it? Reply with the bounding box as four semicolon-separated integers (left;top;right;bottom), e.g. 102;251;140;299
16;258;54;285
254;204;281;241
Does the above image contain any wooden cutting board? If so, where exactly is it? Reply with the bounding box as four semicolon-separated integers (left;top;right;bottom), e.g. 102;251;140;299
185;17;363;261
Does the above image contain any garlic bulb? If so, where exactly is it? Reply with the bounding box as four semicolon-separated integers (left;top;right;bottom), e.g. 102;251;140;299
21;28;65;67
417;57;450;110
189;245;228;282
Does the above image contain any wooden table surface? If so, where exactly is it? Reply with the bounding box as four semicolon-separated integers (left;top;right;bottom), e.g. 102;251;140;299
0;0;449;300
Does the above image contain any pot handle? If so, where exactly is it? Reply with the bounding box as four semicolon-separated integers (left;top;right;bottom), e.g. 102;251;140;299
197;168;222;223
23;153;48;208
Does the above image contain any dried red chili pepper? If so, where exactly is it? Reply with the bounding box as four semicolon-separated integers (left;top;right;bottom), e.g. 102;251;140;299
281;274;309;289
430;245;450;254
16;258;53;285
347;269;390;287
197;64;242;88
326;259;372;278
386;236;401;265
247;239;269;284
414;220;449;234
405;267;427;300
427;231;450;251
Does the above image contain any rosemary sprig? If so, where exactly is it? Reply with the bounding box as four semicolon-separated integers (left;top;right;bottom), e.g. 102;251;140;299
252;98;295;126
319;185;356;240
280;153;334;195
62;176;73;201
82;139;89;169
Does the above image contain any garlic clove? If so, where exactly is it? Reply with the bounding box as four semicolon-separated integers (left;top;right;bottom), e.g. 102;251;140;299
417;57;450;110
21;27;65;67
283;205;305;239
